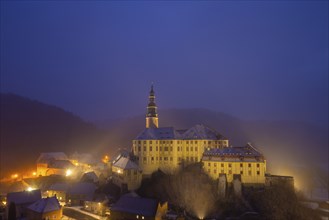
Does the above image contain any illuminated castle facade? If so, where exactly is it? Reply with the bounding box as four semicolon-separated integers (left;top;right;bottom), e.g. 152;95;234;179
131;86;266;185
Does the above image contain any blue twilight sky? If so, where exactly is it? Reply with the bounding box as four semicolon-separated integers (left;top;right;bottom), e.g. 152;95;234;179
1;1;328;126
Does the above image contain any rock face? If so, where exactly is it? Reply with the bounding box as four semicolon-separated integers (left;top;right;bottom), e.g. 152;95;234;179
233;174;242;196
218;174;227;197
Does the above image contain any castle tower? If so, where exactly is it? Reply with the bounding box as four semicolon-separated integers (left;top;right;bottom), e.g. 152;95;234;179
146;84;159;128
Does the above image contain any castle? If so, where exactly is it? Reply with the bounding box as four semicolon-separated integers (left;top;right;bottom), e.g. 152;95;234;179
112;85;266;190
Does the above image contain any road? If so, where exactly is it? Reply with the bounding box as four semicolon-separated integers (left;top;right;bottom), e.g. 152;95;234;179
63;207;100;220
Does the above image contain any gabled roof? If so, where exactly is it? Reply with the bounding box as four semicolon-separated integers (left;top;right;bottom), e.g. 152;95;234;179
27;196;61;213
112;154;140;170
7;189;41;205
81;171;99;182
111;193;158;217
135;127;181;140
135;124;226;140
37;152;68;164
202;143;264;162
183;124;225;139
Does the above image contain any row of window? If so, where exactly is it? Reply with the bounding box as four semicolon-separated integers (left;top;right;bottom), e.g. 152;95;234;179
135;140;228;145
207;162;261;168
208;169;261;176
136;146;201;152
142;156;199;163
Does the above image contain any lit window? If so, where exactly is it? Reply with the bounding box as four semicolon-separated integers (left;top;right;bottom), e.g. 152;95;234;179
248;163;251;167
257;163;260;167
257;171;260;175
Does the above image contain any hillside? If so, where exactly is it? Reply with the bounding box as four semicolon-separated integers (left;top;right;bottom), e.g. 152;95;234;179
1;94;327;191
0;93;106;178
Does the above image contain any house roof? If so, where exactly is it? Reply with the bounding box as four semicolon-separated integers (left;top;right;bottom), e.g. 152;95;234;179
202;143;265;162
27;196;61;213
111;193;158;217
81;171;99;182
37;152;68;164
135;124;226;140
112;154;140;170
7;189;41;205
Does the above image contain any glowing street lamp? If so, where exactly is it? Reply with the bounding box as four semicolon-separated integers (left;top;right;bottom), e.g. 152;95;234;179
27;187;34;192
11;174;18;179
65;169;72;177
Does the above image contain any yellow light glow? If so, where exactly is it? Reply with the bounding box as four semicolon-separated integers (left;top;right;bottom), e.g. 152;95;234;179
11;174;18;179
32;172;37;176
27;187;34;191
117;169;121;174
75;162;79;166
2;201;7;206
66;169;72;177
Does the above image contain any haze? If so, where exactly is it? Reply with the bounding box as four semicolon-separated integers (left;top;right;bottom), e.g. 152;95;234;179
1;1;328;127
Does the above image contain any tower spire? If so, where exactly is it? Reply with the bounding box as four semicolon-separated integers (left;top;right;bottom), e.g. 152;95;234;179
146;83;159;128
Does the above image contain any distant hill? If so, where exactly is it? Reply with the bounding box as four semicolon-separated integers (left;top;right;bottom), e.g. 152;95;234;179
100;108;328;175
1;94;327;189
0;93;107;178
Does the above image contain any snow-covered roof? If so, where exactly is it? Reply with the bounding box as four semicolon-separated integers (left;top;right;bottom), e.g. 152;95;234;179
7;189;41;205
112;154;140;170
37;152;68;164
81;171;99;182
202;143;265;162
111;193;158;217
27;196;61;213
135;127;181;140
183;124;225;139
135;124;226;140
